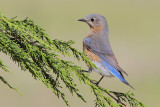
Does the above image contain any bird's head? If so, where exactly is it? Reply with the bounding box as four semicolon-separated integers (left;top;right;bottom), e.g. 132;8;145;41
78;14;108;31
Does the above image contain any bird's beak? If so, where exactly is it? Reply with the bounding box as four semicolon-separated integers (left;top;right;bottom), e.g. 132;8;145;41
78;18;86;22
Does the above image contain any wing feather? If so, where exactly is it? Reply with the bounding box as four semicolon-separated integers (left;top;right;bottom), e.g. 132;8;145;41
83;36;128;76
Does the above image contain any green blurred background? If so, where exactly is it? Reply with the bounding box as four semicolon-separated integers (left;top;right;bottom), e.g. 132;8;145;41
0;0;160;107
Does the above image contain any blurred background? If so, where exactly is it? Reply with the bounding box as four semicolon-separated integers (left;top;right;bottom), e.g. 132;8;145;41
0;0;160;107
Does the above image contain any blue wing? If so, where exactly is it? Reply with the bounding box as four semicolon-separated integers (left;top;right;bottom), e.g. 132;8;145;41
84;37;128;76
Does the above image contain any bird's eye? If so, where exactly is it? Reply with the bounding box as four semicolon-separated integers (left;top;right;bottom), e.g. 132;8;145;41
91;18;94;22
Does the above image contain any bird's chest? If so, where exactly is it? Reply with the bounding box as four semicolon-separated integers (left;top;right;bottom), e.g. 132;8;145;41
83;46;100;62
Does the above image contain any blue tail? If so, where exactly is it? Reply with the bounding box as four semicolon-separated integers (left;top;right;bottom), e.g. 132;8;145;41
100;60;134;89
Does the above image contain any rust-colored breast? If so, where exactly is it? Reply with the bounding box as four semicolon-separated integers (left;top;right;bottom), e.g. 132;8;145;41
84;48;100;62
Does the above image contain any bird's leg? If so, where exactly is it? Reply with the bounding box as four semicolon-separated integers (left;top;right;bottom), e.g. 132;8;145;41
95;76;104;86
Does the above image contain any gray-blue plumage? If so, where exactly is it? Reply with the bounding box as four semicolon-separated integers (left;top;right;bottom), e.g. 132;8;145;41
79;14;134;89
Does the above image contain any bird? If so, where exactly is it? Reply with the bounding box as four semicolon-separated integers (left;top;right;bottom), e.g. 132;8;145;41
78;14;134;89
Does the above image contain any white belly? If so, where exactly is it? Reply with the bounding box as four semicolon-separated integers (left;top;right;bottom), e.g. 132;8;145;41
92;61;114;77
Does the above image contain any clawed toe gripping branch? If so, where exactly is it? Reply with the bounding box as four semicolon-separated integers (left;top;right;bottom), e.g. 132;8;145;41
0;14;145;107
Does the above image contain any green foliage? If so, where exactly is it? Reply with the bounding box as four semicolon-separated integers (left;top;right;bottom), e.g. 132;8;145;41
0;14;145;107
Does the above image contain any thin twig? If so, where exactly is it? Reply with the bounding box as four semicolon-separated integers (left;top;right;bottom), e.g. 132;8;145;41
106;91;126;106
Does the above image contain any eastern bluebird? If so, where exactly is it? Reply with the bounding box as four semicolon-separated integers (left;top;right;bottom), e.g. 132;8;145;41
78;14;134;89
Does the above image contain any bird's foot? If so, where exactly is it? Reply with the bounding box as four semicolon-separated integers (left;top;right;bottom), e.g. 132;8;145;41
91;76;104;86
91;80;100;86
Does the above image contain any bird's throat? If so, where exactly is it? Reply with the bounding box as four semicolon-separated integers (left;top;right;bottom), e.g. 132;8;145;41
91;26;102;33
